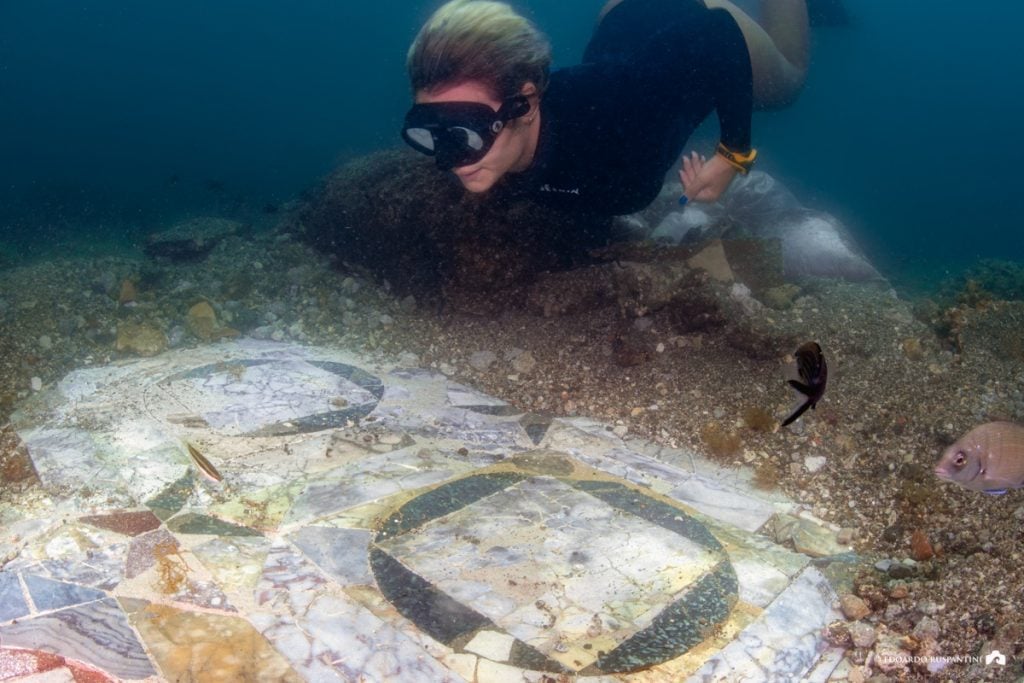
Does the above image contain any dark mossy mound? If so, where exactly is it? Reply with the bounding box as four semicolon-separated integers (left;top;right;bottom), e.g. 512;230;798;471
292;150;612;305
294;150;614;303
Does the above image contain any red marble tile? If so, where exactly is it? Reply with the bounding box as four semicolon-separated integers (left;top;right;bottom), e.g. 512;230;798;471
0;647;115;682
79;510;162;536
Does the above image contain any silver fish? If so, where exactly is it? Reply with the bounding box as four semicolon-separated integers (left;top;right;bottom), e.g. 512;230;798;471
934;421;1024;494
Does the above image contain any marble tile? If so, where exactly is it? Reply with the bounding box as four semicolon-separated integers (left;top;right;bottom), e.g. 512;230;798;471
0;570;29;622
667;475;779;533
166;512;262;536
0;647;116;682
158;359;381;437
288;526;373;586
687;566;841;682
0;598;155;680
5;526;127;592
78;510;162;536
252;544;464;683
191;536;272;596
283;448;470;527
14;428;120;496
124;527;179;580
23;574;106;612
124;600;302;682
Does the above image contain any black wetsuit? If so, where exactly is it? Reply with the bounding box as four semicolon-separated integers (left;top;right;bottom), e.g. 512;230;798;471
509;0;753;216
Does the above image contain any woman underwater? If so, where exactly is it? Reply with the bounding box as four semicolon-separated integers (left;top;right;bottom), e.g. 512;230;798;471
401;0;808;217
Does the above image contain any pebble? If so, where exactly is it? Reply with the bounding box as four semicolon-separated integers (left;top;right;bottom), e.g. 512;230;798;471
874;559;893;573
840;594;871;620
849;621;877;648
913;616;941;640
38;335;53;350
511;351;537;375
804;455;827;473
30;377;42;392
837;527;856;545
612;424;628;438
469;350;498;372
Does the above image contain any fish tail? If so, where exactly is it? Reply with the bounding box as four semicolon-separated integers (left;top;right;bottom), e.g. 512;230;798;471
782;399;812;427
787;380;813;396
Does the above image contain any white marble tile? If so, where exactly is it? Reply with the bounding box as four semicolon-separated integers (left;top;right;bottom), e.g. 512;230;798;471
465;630;515;661
253;543;465;683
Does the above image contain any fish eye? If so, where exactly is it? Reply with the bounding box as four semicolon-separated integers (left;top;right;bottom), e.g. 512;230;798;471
952;451;967;468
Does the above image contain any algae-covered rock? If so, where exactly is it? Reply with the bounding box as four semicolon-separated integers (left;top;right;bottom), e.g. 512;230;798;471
291;150;612;301
116;322;168;356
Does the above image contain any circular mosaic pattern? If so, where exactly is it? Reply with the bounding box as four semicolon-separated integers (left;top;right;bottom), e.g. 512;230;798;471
152;359;384;437
370;462;737;675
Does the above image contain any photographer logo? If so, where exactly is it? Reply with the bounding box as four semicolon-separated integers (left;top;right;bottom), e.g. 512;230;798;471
985;650;1006;667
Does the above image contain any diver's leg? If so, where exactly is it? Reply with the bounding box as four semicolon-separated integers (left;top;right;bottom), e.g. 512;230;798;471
705;0;808;109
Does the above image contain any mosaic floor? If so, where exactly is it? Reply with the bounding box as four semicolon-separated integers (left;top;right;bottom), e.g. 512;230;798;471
0;340;853;682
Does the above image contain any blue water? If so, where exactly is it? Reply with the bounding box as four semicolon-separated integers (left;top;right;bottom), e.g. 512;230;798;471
2;1;1021;291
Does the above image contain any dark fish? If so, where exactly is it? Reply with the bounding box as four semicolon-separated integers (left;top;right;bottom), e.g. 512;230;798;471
204;179;225;192
262;203;279;215
185;441;223;482
935;421;1024;494
782;341;827;427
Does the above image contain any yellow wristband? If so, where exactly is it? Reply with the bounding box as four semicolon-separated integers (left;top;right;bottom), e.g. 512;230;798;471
716;143;757;174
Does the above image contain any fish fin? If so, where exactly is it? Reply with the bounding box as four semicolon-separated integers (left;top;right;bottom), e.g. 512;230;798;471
787;380;812;396
782;399;812;427
984;489;1008;496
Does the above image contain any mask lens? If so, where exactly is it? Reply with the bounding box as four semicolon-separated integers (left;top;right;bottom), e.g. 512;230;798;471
450;126;485;152
403;127;436;153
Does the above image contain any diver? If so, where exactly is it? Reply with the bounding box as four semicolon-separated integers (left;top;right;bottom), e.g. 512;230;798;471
401;0;808;217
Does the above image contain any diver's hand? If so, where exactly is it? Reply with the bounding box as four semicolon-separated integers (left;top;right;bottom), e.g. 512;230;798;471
678;151;738;203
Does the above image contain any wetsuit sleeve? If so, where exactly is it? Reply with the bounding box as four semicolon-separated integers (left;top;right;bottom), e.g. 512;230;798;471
706;8;753;152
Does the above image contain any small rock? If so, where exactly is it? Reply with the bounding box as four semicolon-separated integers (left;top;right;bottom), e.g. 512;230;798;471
888;561;917;579
469;351;498;372
837;527;856;545
849;621;877;648
889;582;909;600
511;350;537;375
612;424;629;438
804;455;827;473
874;559;894;573
187;301;219;340
913;616;941;641
840;594;871;620
30;376;42;392
823;621;852;648
909;529;934;561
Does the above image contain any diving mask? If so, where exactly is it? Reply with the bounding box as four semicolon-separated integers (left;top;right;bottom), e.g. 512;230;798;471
401;95;531;170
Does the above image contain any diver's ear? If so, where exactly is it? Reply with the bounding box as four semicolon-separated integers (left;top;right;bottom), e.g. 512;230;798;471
517;82;540;119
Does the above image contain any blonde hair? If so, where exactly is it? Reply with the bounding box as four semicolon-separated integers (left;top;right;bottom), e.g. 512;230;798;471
407;0;551;100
